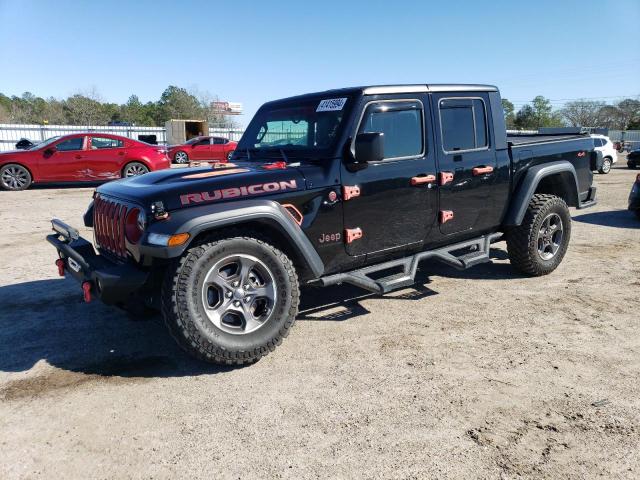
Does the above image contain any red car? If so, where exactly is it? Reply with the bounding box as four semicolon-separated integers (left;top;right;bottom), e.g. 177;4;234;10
169;136;237;164
0;133;170;191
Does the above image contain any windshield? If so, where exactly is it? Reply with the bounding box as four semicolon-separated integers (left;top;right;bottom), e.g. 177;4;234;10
236;96;352;160
29;136;59;150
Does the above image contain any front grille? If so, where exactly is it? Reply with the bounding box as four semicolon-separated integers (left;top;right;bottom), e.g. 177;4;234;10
93;194;129;259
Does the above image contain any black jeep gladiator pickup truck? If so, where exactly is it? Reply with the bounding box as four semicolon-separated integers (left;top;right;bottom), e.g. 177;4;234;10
48;84;599;365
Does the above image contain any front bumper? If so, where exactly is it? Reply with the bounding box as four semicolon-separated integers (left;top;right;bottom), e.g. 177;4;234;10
46;219;148;304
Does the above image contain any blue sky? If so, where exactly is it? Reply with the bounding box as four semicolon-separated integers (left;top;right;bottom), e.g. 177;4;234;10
1;0;638;125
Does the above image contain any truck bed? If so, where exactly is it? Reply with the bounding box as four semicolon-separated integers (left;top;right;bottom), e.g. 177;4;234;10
507;133;590;146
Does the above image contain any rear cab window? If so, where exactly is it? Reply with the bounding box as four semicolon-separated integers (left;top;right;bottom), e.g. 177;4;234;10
439;98;488;152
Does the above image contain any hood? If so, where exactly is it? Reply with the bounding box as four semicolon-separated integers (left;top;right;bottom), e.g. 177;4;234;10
96;162;307;211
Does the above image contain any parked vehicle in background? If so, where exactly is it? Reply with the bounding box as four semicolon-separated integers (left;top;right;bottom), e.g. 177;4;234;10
629;174;640;220
627;148;640;169
0;133;170;191
168;136;237;164
15;138;37;150
591;134;617;174
47;83;598;365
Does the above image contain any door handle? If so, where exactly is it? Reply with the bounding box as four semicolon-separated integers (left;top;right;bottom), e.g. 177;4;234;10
75;154;83;159
472;166;494;176
118;151;125;156
411;174;436;186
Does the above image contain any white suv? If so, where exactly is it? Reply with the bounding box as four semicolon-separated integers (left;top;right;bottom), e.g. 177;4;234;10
591;134;617;174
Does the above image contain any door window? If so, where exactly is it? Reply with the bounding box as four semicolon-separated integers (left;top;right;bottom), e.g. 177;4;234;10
358;101;424;160
91;137;124;149
213;137;227;144
439;98;488;152
194;138;211;146
56;137;84;151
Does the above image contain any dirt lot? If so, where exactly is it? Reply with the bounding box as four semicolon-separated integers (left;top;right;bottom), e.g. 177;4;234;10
1;158;639;479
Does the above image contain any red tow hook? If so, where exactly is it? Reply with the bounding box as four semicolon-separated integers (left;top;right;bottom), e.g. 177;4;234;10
55;259;65;277
82;281;92;303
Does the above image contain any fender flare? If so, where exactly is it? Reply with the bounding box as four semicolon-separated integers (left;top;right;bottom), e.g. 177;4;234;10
503;161;580;227
140;199;325;278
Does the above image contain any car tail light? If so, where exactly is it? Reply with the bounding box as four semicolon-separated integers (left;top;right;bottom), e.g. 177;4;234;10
125;208;144;243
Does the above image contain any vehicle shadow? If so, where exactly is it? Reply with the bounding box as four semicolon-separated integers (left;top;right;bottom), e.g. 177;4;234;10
0;252;517;379
0;278;229;378
573;210;639;229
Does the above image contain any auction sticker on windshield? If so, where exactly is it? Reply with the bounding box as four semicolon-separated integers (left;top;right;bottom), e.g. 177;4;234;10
316;98;347;112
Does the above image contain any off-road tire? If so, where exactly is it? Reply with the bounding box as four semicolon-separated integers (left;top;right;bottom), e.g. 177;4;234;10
599;157;612;174
161;236;299;365
506;194;571;276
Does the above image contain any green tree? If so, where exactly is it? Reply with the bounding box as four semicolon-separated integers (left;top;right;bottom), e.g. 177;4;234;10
501;98;515;128
157;86;204;123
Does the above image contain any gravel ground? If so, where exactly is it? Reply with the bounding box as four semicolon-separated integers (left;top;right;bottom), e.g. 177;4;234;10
0;158;639;479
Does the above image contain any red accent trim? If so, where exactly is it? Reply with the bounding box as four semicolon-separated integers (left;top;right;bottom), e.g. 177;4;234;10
440;210;454;224
440;172;454;186
262;161;288;170
472;166;494;176
343;185;361;201
577;151;586;157
55;259;65;277
345;227;363;244
281;203;303;226
410;174;436;185
82;281;92;303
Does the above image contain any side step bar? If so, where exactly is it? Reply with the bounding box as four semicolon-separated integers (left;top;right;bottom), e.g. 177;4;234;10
319;233;503;294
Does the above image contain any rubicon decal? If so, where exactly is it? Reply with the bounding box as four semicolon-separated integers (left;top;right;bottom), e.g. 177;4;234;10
180;180;298;205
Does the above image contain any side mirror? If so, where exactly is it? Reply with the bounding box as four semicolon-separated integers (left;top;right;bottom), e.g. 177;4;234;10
43;148;55;157
350;132;384;169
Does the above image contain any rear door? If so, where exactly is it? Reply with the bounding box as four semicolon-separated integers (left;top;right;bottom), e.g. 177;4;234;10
341;96;438;258
432;93;498;235
211;137;227;161
84;136;126;180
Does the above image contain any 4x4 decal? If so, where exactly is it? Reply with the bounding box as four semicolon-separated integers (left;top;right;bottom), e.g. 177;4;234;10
180;179;298;205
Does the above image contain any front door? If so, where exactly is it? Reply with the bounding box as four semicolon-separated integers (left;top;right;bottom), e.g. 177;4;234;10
190;138;212;160
432;94;498;236
341;97;438;257
43;136;87;181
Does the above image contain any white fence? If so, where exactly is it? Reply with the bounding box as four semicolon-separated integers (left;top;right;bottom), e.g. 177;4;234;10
0;123;246;151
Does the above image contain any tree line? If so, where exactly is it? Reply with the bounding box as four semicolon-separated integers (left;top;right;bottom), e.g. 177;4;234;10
1;86;639;131
0;86;235;127
502;96;640;130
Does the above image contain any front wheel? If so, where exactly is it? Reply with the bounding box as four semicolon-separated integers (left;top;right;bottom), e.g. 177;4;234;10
628;161;637;169
161;236;299;365
599;158;612;174
0;164;32;191
506;194;572;276
123;162;149;178
226;150;235;161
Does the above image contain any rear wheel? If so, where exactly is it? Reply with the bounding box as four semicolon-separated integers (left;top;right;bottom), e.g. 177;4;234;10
161;236;299;365
174;151;189;164
599;157;612;174
123;162;149;178
506;194;571;276
227;150;235;161
0;164;32;191
628;161;637;169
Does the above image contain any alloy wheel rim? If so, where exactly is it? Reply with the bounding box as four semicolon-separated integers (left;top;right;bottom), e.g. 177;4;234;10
1;166;28;189
126;164;147;177
176;152;187;163
201;254;277;335
537;213;563;261
602;160;611;173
